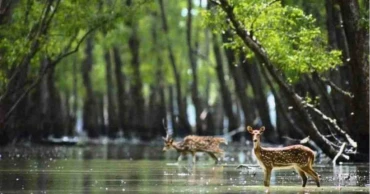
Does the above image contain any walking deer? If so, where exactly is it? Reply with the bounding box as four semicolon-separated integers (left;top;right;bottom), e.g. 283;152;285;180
162;132;227;164
247;126;320;188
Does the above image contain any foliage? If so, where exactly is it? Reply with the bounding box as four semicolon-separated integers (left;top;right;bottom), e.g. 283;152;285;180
359;0;370;30
0;0;153;94
203;0;342;82
0;0;344;111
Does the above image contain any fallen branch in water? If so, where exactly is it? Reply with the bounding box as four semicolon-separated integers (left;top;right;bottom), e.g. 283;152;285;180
332;143;348;165
225;126;245;137
304;103;357;149
320;77;353;99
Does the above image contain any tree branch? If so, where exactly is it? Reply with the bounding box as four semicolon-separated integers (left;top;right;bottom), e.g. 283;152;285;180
44;0;61;30
1;0;59;103
320;76;354;98
304;102;358;148
260;58;307;138
209;0;221;6
332;143;348;164
216;0;344;159
4;27;97;122
49;28;96;68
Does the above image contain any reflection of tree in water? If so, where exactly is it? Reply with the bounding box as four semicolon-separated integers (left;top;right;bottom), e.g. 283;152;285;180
83;174;91;194
0;146;367;192
333;165;366;187
174;165;226;191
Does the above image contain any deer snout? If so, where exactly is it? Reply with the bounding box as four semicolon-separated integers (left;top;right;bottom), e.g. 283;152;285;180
253;139;257;142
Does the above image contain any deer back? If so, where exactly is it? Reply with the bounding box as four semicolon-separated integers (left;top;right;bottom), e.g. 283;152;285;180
256;145;315;167
180;136;225;153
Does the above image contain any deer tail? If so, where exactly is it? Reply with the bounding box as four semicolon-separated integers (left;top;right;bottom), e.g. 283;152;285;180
308;151;321;178
308;151;315;167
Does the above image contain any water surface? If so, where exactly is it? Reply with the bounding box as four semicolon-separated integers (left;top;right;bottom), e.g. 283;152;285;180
0;144;368;193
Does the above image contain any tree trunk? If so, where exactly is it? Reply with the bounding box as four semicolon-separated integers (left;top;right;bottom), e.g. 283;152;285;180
104;49;118;138
126;0;145;137
147;85;156;139
0;0;15;144
1;0;57;129
217;0;345;160
212;34;240;135
325;0;338;50
71;57;78;137
213;99;224;135
326;0;352;132
168;85;177;136
241;56;276;142
338;0;369;155
81;37;99;138
222;31;254;130
0;0;14;25
186;0;202;135
158;0;191;135
113;47;128;138
38;58;52;140
151;14;167;139
96;93;106;136
46;61;65;138
260;62;306;143
63;90;74;137
128;28;145;137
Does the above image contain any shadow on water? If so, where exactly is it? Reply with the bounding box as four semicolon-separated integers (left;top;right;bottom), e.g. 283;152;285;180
0;144;368;193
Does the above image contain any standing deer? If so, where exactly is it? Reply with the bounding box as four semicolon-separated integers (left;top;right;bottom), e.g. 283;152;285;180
247;126;320;188
162;132;227;164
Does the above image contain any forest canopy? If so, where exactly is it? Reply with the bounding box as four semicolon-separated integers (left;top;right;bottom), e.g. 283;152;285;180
205;0;342;81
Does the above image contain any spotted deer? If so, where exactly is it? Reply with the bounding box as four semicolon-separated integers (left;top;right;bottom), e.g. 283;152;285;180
162;132;227;164
247;126;320;188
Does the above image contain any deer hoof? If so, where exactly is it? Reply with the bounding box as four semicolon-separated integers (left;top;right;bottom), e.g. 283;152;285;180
264;187;270;193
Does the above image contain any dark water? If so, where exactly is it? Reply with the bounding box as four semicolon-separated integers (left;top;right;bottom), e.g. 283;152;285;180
0;144;368;193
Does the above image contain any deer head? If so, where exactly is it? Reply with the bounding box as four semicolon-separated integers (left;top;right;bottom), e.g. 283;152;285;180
162;133;174;151
247;126;265;148
162;120;174;151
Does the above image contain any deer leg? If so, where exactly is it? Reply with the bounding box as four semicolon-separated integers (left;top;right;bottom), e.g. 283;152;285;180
177;153;185;162
302;166;320;187
263;168;272;187
207;152;218;164
308;167;320;187
191;152;196;164
295;167;308;187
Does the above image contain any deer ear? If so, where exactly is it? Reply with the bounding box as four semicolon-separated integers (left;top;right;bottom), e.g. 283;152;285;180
247;126;254;134
260;126;265;133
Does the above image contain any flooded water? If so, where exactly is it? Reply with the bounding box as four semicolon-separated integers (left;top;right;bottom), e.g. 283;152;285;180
0;144;368;193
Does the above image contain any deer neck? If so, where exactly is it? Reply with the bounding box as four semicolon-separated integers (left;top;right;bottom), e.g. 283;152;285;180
253;141;263;156
172;142;185;151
